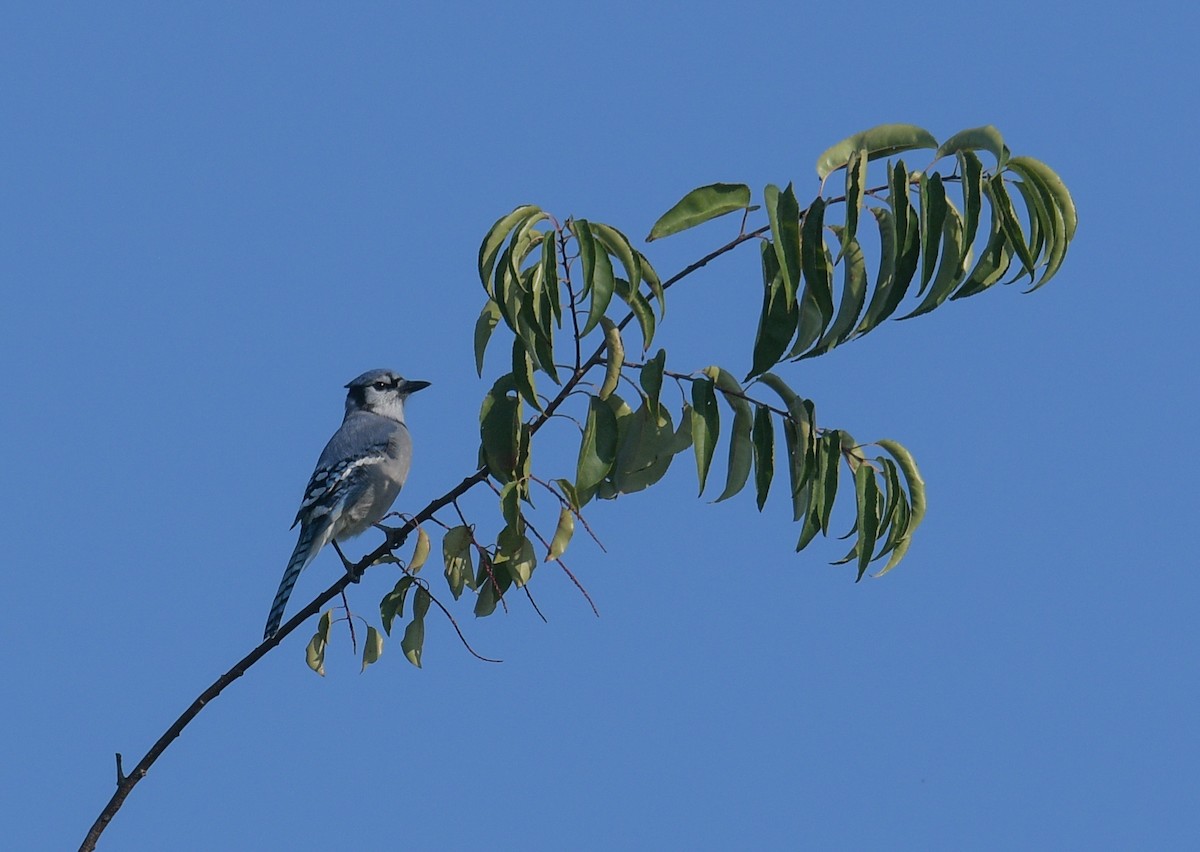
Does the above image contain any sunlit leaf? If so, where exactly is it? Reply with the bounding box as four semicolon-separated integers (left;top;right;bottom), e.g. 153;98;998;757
361;626;383;672
591;222;643;314
816;124;938;180
401;588;430;668
479;204;542;289
647;183;752;241
875;439;927;534
549;507;574;560
598;317;624;400
934;125;1008;168
441;526;474;600
614;276;655;351
1004;156;1077;241
305;609;333;677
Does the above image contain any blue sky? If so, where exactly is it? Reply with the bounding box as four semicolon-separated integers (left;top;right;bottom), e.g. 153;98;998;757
3;2;1197;850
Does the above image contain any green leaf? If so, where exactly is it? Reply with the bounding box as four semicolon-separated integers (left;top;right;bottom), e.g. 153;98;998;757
636;249;666;317
853;207;898;338
473;300;502;377
479;379;520;483
1004;156;1077;241
816;124;938;180
598;317;624;400
496;525;537;586
577;221;616;336
957;150;984;251
899;200;966;320
690;376;720;496
549;507;574;560
380;576;415;635
843;148;868;250
919;172;948;294
952;201;1011;300
988;175;1037;282
640;348;666;410
764;183;801;303
801;197;833;320
409;527;431;574
748;241;798;378
647;183;752;241
591;222;643;315
704;367;753;503
479;204;542;289
305;609;333;677
614;276;656;351
611;400;683;494
361;626;383;672
853;465;881;580
441;526;474;600
934;125;1008;168
751;405;774;511
802;234;867;357
1005;158;1072;290
875;439;926;532
816;430;841;534
576;395;619;494
540;230;561;326
401;588;430;668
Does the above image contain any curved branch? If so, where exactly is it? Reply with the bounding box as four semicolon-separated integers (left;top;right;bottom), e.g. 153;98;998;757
79;224;759;852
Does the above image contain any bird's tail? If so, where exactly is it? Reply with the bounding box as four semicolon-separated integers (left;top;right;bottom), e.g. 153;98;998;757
264;524;328;639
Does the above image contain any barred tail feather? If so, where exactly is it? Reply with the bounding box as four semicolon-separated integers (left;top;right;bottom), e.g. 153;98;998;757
264;524;327;639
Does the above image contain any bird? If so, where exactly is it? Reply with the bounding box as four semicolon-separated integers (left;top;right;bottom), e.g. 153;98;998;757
264;369;430;639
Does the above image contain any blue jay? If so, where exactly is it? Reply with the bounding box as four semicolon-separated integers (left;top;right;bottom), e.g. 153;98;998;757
264;369;429;639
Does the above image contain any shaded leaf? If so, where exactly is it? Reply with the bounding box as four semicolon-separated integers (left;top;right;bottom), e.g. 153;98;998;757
764;183;801;303
843;148;869;250
690;377;720;495
401;588;430;668
640;348;666;410
988;175;1037;282
919;173;947;294
853;465;881;580
803;234;867;357
752;405;774;511
305;609;333;677
479;378;520;483
473;300;502;377
576;395;619;494
748;241;798;378
704;367;753;503
380;576;415;635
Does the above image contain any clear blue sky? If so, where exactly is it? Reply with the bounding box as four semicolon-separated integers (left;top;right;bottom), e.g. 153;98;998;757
3;2;1196;850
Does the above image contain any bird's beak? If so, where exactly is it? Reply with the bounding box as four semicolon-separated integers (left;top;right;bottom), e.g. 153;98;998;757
400;379;431;395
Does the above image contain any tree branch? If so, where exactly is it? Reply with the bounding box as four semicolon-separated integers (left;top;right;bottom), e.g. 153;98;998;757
79;223;758;852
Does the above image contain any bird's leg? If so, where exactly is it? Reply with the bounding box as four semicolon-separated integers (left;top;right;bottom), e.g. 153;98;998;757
331;539;362;583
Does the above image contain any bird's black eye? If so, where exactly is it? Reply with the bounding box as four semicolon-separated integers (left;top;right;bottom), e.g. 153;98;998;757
372;381;389;391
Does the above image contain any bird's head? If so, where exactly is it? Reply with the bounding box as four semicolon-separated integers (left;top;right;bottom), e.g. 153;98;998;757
344;369;430;422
